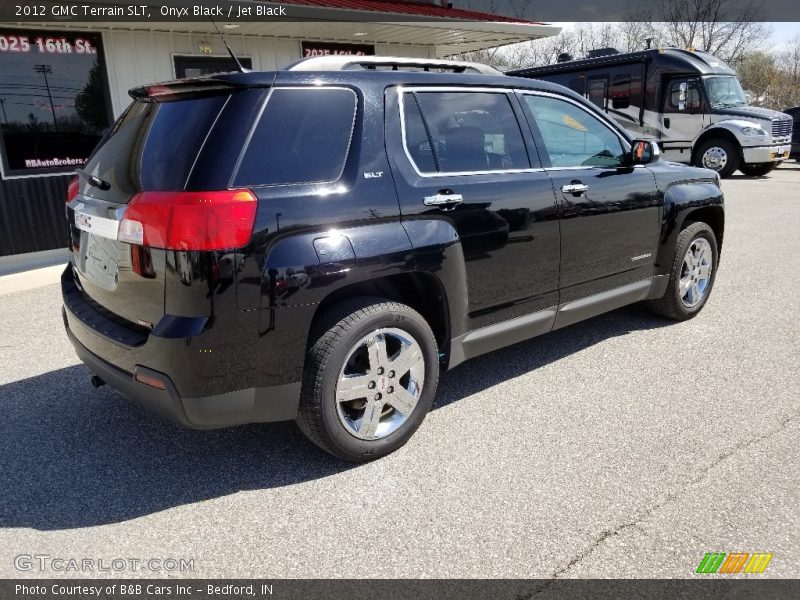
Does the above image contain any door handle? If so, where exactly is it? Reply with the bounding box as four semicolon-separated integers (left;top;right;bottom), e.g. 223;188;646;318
424;192;463;209
664;117;671;129
561;183;588;195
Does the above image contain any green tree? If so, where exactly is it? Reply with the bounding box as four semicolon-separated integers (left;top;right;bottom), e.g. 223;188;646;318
736;51;780;108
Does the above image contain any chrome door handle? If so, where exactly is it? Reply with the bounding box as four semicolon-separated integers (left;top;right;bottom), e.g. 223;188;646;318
561;183;588;195
424;193;463;208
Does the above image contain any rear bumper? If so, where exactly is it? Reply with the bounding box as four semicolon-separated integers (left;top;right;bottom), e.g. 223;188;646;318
742;144;791;163
62;266;301;429
65;325;300;428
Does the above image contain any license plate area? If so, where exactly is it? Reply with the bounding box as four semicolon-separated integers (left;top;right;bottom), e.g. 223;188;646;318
73;206;120;240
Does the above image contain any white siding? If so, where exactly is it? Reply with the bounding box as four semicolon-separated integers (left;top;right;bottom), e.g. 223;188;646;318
101;30;433;117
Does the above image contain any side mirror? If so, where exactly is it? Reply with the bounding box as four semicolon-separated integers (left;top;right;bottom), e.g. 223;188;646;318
630;139;660;165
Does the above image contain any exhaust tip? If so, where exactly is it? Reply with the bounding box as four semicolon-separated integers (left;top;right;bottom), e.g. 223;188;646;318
90;375;106;388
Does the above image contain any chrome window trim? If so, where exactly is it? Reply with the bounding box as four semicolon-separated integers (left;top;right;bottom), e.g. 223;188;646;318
397;86;545;178
516;90;633;169
231;86;358;188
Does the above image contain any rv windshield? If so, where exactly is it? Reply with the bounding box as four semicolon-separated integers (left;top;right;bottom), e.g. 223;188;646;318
704;76;747;109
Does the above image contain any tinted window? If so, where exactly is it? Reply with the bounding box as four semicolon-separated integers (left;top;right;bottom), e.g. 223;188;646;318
83;94;228;193
610;74;631;109
234;87;357;186
0;29;112;176
524;95;625;168
402;95;437;173
405;91;530;174
174;55;253;78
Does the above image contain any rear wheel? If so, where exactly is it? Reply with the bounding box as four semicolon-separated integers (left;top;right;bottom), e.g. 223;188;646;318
297;297;439;462
739;163;775;177
645;222;718;321
694;138;739;178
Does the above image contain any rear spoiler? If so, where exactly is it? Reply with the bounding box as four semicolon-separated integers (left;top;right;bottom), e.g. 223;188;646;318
129;71;278;101
129;78;241;101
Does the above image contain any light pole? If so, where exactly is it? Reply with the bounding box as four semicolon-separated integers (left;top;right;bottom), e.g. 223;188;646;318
32;64;57;131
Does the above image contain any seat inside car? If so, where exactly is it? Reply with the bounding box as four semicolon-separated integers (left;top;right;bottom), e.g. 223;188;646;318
443;126;489;172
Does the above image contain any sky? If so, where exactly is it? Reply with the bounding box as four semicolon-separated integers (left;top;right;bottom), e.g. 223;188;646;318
554;22;800;51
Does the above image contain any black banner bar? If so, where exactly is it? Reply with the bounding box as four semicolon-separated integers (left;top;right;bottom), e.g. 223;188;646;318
2;1;800;23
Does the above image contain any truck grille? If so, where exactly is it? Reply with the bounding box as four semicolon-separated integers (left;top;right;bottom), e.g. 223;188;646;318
772;118;792;137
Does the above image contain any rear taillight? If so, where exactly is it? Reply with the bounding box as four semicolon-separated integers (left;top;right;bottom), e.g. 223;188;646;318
118;189;258;251
67;177;79;203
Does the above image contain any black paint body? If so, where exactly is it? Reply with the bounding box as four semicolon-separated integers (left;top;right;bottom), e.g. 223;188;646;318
62;68;724;428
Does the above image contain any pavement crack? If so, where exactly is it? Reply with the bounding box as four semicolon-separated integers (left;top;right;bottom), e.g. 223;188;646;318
542;411;800;581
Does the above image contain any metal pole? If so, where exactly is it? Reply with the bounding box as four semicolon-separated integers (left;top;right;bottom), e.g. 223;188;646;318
33;64;57;131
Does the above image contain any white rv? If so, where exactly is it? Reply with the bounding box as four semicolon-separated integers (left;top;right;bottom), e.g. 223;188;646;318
510;48;792;177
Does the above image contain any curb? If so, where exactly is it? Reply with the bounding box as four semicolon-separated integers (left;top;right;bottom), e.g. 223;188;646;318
0;248;69;277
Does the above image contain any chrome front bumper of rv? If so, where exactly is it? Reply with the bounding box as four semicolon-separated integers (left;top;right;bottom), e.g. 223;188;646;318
742;145;791;163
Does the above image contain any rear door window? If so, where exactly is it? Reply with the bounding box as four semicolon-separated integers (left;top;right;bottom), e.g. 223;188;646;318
402;91;531;174
233;87;357;186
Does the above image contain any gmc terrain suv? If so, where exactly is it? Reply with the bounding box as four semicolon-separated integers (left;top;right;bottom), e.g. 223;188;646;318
63;56;724;461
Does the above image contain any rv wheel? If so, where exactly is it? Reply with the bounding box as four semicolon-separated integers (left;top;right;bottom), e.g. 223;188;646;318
694;138;739;178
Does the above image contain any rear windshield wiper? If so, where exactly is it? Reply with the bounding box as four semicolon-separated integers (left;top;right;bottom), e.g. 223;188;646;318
76;168;111;191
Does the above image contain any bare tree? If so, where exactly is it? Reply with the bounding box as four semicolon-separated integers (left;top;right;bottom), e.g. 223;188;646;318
774;34;800;109
638;0;772;64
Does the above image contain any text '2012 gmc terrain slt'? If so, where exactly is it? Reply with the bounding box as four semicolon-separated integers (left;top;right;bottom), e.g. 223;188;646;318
63;56;724;462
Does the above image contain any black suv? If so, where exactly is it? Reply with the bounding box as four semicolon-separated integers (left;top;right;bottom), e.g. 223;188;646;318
63;56;724;461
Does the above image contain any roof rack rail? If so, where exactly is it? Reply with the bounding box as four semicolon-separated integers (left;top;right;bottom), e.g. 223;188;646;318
284;55;501;75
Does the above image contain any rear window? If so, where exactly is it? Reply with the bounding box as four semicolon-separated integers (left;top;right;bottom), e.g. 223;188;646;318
83;94;229;194
233;87;357;186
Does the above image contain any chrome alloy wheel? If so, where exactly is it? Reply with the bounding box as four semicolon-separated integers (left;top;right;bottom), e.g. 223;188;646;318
702;146;728;171
336;327;425;440
680;238;713;308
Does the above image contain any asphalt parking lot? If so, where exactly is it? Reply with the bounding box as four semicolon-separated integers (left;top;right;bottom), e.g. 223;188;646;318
0;164;798;580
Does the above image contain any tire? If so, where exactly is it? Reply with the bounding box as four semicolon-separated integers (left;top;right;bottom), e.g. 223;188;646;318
297;297;439;462
645;222;719;321
739;163;775;177
693;138;739;178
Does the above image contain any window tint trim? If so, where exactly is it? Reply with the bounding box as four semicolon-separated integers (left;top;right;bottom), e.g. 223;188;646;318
517;90;632;169
230;86;358;188
398;86;542;178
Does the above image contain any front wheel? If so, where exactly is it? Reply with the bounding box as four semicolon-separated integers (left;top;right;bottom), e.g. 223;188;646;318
645;222;719;321
297;297;439;462
694;138;739;178
739;162;775;177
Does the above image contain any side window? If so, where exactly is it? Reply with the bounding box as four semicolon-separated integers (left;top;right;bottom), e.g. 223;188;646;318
402;91;530;174
234;87;356;186
523;95;626;168
666;79;702;112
